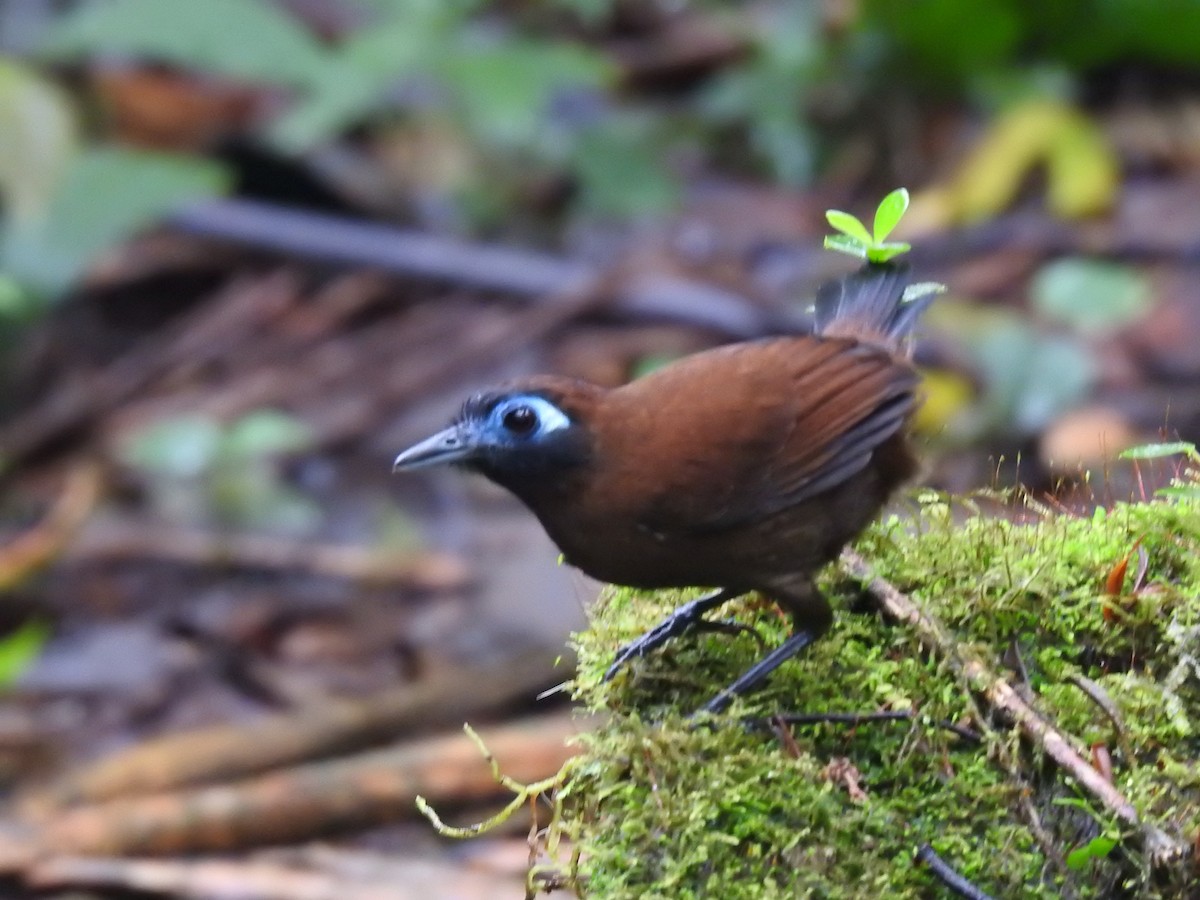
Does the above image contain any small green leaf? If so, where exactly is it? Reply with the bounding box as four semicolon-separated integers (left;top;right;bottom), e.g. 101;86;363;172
1156;484;1200;499
0;59;79;223
824;210;873;246
823;234;867;260
0;620;50;687
1031;257;1151;335
1120;442;1200;461
866;241;911;263
119;414;223;478
1;146;229;296
219;410;312;462
1065;835;1117;870
439;41;613;150
872;188;910;243
41;0;332;89
630;353;679;380
572;119;679;217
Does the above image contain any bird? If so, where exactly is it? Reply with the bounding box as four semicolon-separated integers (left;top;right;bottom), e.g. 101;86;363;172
393;262;932;714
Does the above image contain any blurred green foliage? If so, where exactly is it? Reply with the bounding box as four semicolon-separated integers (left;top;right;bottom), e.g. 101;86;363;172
0;620;50;688
0;57;229;300
1031;258;1152;336
118;410;320;534
865;0;1200;86
3;145;229;296
927;301;1098;440
0;0;1193;459
0;0;1192;303
41;0;330;87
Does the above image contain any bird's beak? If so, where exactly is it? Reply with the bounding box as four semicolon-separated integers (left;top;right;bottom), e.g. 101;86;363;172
392;425;476;472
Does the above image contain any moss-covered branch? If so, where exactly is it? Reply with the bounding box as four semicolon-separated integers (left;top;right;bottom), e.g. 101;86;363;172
554;493;1200;897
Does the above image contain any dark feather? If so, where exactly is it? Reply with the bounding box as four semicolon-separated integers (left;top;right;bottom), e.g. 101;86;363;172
813;262;929;352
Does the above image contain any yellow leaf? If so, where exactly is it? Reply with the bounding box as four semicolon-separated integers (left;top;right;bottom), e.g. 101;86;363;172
1046;116;1119;218
938;98;1119;225
913;368;975;435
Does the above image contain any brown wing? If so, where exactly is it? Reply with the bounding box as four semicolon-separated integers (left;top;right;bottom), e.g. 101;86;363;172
591;336;918;534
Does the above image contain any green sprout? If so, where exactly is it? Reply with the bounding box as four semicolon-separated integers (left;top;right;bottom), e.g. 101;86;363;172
824;187;912;263
1120;441;1200;500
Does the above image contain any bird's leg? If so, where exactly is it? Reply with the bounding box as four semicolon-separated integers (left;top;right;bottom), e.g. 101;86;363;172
698;630;819;715
697;575;830;716
604;587;746;682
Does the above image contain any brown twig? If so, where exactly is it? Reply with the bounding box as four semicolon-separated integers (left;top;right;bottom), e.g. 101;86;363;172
67;520;469;591
19;713;585;857
170;198;797;338
0;462;103;591
1066;673;1137;764
840;549;1188;867
25;647;570;813
27;855;409;900
0;272;300;473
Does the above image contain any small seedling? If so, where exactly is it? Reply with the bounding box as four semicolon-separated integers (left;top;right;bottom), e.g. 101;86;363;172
1120;442;1200;464
824;187;912;263
0;620;50;687
1120;441;1200;500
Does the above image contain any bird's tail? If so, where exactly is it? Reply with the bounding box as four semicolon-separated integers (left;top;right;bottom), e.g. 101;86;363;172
812;262;932;355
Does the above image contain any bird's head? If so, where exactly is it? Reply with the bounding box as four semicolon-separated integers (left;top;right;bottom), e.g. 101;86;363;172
392;380;596;490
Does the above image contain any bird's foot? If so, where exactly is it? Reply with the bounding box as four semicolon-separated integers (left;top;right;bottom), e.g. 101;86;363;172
604;588;745;682
697;629;819;716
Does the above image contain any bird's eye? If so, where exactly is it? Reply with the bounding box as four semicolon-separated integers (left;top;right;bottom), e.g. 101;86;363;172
502;405;539;435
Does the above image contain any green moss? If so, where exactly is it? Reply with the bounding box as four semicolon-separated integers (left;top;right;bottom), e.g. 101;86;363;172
560;494;1200;898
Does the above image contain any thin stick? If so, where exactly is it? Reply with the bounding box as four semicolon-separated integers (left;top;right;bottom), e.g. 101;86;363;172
67;521;468;591
25;648;569;813
170;199;793;338
841;549;1187;866
1066;673;1137;764
30;714;584;857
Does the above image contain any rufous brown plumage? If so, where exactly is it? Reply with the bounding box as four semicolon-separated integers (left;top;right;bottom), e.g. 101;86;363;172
394;262;930;712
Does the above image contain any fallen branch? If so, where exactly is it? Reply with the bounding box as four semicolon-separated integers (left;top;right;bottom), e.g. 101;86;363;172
25;647;570;813
25;843;537;899
67;520;469;591
840;549;1188;867
27;855;411;900
171;198;795;338
21;713;585;857
0;272;300;474
0;462;102;591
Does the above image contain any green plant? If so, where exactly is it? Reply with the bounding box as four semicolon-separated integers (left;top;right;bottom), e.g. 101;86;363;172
823;187;912;263
1031;257;1151;336
697;5;824;187
0;620;50;687
1120;442;1200;500
118;410;319;533
863;0;1200;87
561;490;1200;897
0;57;230;299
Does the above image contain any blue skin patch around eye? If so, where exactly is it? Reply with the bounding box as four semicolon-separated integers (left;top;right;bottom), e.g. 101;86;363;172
391;393;576;472
492;395;571;436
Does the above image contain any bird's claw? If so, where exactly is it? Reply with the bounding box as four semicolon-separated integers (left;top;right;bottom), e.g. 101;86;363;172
603;590;750;682
693;617;769;649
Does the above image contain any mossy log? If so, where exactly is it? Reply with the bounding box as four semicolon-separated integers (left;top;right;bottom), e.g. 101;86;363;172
557;494;1200;898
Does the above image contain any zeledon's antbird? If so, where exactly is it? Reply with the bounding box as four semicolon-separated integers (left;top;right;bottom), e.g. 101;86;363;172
393;262;931;713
